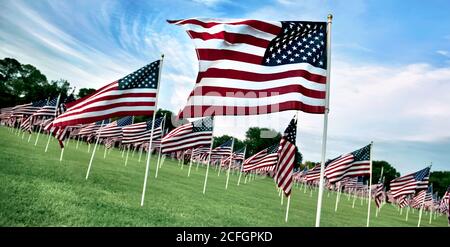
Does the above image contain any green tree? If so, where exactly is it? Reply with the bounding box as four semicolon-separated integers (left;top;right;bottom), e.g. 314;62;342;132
213;135;245;154
429;171;450;197
243;127;281;157
372;160;400;190
77;88;96;99
303;161;319;169
0;57;72;107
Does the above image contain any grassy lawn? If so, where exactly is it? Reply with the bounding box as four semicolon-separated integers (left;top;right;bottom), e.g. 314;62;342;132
0;127;447;226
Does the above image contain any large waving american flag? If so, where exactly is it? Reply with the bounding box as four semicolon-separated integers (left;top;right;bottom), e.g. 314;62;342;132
242;144;278;172
161;117;213;154
274;117;297;196
169;18;327;118
324;144;371;183
390;166;430;198
52;60;161;127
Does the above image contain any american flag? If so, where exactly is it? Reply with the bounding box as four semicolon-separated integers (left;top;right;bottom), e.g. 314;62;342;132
390;166;430;198
121;118;163;145
274;117;297;196
169;18;327;118
0;107;13;121
32;98;58;117
305;164;321;182
192;147;211;162
20;116;33;132
210;139;233;160
99;116;133;138
12;100;47;116
411;190;427;209
375;177;385;208
242;144;278;172
52;60;161;127
324;144;371;183
77;120;109;137
398;195;410;208
233;147;246;161
161;117;213;153
220;147;246;166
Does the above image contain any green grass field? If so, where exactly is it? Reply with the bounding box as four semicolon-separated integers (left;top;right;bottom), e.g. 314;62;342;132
0;127;447;227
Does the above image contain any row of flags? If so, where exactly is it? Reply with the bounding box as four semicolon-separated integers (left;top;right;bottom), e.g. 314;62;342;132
1;16;449;225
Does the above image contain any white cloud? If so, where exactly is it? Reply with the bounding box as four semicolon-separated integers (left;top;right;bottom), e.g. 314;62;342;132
192;0;229;7
437;50;450;58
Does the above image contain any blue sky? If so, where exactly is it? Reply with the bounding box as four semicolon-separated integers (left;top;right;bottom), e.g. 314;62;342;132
1;0;449;174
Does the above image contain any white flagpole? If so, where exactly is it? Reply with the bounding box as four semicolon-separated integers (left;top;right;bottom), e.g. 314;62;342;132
27;131;32;142
124;145;131;166
187;148;194;177
202;116;215;195
155;113;166;178
85;120;105;179
181;151;185;170
285;195;291;222
76;135;80;149
44;94;61;152
405;206;410;221
138;146;143;163
34;124;43;146
335;184;341;212
103;144;108;159
140;55;164;206
217;158;222;176
367;141;374;227
315;14;333;227
225;138;235;189
376;166;384;217
59;148;64;162
418;164;432;227
131;145;136;158
237;146;247;186
44;131;52;152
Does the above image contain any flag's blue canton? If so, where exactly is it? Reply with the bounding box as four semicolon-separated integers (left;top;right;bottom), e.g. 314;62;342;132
219;139;233;147
117;116;133;127
263;21;327;69
351;144;370;162
267;143;279;154
414;167;430;181
146;117;163;130
192;117;213;132
47;98;58;106
283;118;297;144
96;119;110;125
32;99;47;107
118;60;160;90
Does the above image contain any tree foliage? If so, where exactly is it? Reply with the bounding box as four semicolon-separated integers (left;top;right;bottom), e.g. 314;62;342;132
243;127;281;157
0;57;71;107
77;88;96;99
429;171;450;197
372;160;400;190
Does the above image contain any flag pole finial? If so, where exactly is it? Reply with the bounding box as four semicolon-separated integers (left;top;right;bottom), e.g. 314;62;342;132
327;14;333;22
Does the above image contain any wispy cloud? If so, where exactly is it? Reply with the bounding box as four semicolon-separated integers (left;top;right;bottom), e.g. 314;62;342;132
437;50;450;58
192;0;230;7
